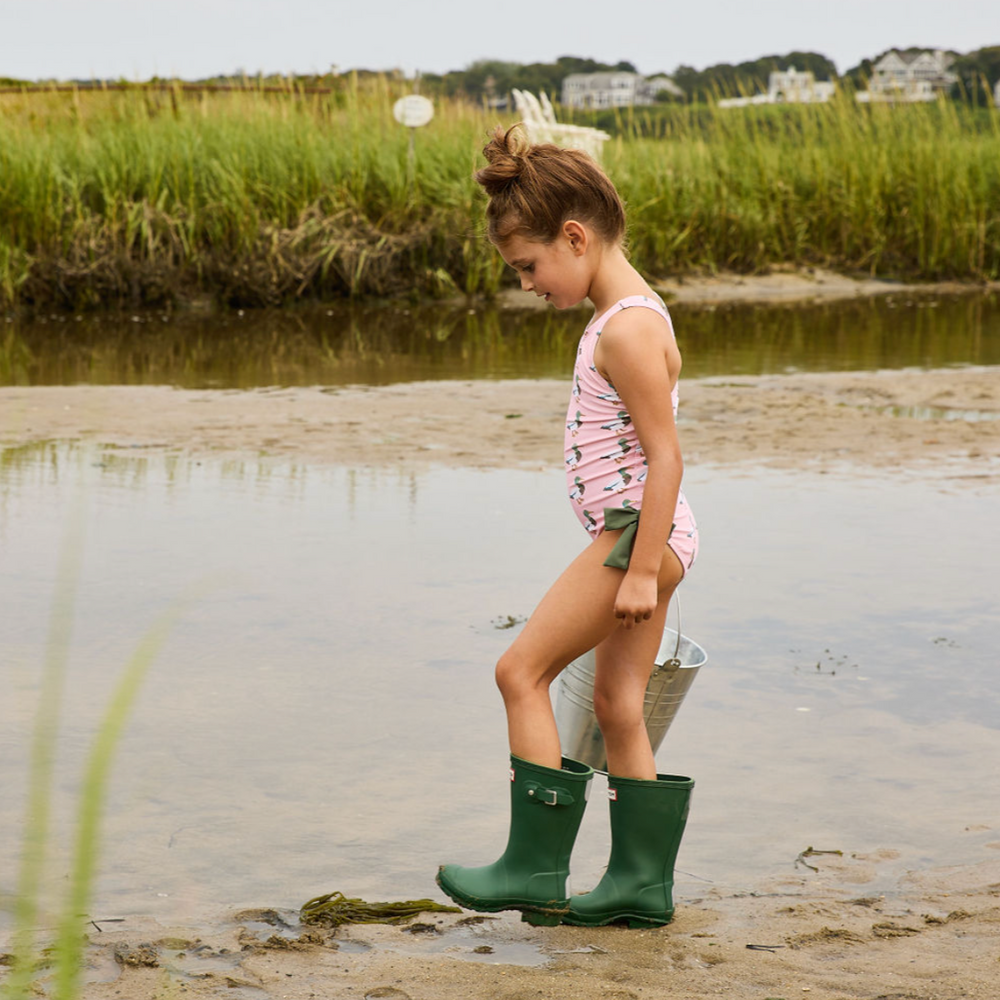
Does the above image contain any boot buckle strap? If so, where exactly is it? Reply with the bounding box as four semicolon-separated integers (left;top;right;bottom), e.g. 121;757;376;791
524;782;573;806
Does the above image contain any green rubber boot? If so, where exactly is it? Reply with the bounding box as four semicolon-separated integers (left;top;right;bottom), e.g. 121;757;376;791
436;755;593;926
563;772;694;928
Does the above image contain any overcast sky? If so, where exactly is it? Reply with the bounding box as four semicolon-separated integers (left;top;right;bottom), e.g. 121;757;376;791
3;0;996;82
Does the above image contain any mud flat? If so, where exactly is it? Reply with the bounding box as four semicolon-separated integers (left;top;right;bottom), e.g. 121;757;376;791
492;268;1000;309
41;854;1000;999
2;366;998;483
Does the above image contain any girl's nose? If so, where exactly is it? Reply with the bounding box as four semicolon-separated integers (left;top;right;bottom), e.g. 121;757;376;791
519;273;534;292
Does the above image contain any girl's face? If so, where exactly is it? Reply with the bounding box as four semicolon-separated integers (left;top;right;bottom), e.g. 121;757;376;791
496;223;593;309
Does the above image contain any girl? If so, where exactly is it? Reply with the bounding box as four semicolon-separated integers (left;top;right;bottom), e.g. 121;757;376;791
437;125;697;929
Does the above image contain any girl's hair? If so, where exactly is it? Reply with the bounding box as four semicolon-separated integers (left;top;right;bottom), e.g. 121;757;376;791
474;124;625;246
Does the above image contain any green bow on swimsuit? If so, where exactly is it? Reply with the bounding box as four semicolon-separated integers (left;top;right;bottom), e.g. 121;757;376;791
602;507;675;570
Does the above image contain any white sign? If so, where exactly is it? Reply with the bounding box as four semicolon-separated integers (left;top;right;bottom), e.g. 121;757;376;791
393;95;434;128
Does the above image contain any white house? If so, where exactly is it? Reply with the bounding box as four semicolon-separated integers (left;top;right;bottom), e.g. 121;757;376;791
561;71;683;108
768;67;836;103
642;75;685;101
717;66;835;107
856;50;957;102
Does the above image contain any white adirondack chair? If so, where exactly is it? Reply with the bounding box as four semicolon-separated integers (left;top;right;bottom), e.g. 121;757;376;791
511;89;610;161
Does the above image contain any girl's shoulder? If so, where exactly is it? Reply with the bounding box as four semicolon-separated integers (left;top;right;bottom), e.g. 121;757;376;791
589;294;674;338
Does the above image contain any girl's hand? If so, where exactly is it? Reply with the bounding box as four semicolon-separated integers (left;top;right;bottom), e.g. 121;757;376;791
613;571;658;630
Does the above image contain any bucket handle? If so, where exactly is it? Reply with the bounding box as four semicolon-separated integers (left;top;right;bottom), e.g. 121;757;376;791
654;594;683;674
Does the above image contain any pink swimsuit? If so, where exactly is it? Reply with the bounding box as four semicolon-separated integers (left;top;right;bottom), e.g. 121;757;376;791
564;295;698;575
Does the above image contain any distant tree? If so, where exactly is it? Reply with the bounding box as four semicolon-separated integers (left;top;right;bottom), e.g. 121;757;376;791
512;60;572;97
433;55;642;103
554;56;610;76
950;46;1000;103
842;56;875;90
671;64;700;98
457;59;521;99
669;51;837;100
772;51;838;79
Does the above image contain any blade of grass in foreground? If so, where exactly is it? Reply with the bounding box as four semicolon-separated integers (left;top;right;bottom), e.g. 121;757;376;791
1;500;191;1000
48;602;184;1000
2;508;85;999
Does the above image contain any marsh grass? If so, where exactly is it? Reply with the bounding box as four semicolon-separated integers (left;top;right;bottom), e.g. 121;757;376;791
607;95;1000;281
1;78;998;310
2;505;181;1000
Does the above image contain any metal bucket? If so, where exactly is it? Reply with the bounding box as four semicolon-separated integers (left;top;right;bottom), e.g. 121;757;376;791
555;624;707;774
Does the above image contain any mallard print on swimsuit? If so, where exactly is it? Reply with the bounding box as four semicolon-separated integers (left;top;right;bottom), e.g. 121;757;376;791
564;296;698;573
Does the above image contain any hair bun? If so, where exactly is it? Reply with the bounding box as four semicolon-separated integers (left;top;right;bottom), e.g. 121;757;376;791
472;121;625;247
475;124;533;195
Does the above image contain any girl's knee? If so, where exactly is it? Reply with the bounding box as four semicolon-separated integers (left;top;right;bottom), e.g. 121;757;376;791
591;685;613;723
496;647;555;701
495;648;528;700
593;685;645;734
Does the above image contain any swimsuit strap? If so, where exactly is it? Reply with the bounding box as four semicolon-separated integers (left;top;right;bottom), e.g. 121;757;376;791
587;294;672;333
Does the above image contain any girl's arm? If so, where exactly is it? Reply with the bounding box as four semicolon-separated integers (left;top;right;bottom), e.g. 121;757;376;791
595;310;683;628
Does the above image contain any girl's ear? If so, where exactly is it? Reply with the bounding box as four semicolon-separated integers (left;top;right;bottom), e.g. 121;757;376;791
563;219;589;256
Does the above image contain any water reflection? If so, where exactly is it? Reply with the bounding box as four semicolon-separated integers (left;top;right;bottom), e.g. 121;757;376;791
4;291;998;388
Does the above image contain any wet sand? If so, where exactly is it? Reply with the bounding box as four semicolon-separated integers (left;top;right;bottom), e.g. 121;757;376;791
497;266;1000;308
72;853;1000;999
3;362;1000;999
657;267;1000;308
2;366;998;483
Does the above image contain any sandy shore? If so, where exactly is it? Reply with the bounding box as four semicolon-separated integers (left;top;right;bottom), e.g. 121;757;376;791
3;365;999;998
655;268;1000;308
493;267;1000;309
2;366;998;483
66;853;1000;999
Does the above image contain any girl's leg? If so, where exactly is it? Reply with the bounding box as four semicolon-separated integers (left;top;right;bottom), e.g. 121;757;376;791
495;529;631;769
592;549;684;779
437;536;625;921
563;549;690;928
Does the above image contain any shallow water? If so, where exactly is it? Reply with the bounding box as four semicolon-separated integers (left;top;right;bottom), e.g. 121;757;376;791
4;292;999;388
1;443;998;932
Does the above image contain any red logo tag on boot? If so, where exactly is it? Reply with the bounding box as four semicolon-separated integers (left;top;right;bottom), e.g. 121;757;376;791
510;768;516;782
608;788;618;801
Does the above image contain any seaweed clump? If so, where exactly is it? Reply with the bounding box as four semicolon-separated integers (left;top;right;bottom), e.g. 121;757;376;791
300;891;460;928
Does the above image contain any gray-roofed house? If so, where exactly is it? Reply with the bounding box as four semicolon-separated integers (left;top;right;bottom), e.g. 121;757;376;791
857;50;957;102
561;72;683;109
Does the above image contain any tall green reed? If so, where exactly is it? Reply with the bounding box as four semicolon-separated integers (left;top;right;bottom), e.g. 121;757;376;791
0;81;997;311
0;78;495;307
612;94;999;280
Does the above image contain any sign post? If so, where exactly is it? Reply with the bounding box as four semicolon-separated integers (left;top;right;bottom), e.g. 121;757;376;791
392;92;434;174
